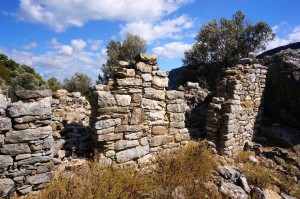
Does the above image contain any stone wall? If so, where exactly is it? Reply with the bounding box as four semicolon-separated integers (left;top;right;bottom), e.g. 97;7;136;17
0;90;55;197
51;90;92;158
206;59;267;156
90;54;191;168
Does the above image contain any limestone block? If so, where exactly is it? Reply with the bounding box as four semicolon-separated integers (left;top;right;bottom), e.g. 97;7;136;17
175;133;190;142
115;140;139;151
94;133;123;142
154;70;168;77
91;91;116;108
169;113;185;122
98;107;129;114
141;74;153;82
117;78;143;86
1;143;31;155
136;62;152;73
115;125;143;132
170;121;185;128
0;178;14;198
141;98;165;110
150;135;174;147
115;95;131;106
130;108;144;125
140;137;149;146
0;155;13;170
144;88;165;101
17;185;32;195
134;54;157;63
148;111;165;121
126;69;136;77
166;91;184;100
116;145;150;163
0;93;10;109
96;127;115;135
9;97;52;117
0;118;11;131
17;155;53;166
152;126;167;135
5;126;53;143
124;132;143;140
26;172;52;185
132;93;142;103
15;89;52;99
152;76;168;88
15;154;31;160
94;119;121;130
167;103;186;113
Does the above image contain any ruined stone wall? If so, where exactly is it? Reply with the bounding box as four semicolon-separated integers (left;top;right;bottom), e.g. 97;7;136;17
0;90;55;197
206;59;267;156
90;54;190;168
51;90;92;158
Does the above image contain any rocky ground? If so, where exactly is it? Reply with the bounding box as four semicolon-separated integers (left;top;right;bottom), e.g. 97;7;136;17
213;142;300;199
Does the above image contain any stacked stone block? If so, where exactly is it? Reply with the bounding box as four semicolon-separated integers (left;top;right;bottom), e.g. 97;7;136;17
51;90;92;158
206;59;267;156
51;90;91;127
0;90;55;196
90;54;190;167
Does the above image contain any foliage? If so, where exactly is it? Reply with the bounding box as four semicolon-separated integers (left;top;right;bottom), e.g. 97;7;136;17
8;67;48;101
181;11;275;90
0;53;48;99
63;72;92;97
97;33;147;84
47;77;62;92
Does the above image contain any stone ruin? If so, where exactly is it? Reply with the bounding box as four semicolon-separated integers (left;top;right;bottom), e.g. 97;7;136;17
0;54;269;196
0;90;54;196
206;59;267;156
89;54;190;168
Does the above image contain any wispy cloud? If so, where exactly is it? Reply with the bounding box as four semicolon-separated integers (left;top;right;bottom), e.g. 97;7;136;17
1;38;107;82
22;42;38;50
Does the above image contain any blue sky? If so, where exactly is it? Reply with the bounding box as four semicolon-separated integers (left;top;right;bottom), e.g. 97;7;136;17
0;0;299;83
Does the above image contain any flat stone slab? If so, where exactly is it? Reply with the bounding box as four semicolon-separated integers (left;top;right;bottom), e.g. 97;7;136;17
8;97;51;117
15;90;52;99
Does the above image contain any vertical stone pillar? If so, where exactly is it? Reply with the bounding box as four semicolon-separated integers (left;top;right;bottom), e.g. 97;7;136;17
206;59;267;155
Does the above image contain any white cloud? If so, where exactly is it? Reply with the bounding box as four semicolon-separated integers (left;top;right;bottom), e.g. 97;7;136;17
267;25;300;50
153;42;191;59
120;15;194;43
22;42;38;50
71;39;86;51
17;0;192;32
88;39;103;51
5;39;107;82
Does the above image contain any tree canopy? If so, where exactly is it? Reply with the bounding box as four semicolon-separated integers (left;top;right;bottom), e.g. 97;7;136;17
97;33;147;84
181;11;275;89
63;72;92;97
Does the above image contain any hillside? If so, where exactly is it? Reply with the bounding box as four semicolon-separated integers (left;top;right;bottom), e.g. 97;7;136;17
257;42;300;59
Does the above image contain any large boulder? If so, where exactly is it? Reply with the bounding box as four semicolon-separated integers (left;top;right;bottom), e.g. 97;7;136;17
264;49;300;130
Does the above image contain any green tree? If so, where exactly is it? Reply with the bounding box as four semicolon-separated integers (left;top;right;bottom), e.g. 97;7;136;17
63;72;92;97
97;33;147;84
47;77;62;92
181;11;275;90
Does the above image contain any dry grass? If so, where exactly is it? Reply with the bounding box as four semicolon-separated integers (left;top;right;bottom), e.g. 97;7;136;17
24;141;220;199
151;141;220;199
